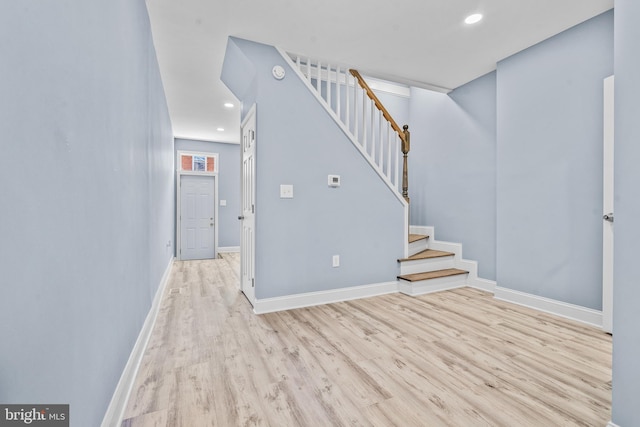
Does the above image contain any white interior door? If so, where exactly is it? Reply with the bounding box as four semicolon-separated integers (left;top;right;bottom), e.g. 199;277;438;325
180;175;216;260
240;105;256;304
602;75;614;334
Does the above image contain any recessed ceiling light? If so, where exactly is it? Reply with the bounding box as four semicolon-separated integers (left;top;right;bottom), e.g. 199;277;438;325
224;102;234;108
217;127;224;132
464;13;483;25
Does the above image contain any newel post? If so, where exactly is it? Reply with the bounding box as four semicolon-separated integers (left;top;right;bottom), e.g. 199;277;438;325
402;125;410;204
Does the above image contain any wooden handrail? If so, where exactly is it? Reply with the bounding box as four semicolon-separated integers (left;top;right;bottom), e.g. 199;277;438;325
349;69;406;143
350;69;410;203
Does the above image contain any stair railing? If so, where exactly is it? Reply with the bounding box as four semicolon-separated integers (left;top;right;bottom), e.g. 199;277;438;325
288;54;410;203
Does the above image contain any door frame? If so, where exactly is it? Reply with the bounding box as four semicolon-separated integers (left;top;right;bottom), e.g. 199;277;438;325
176;151;219;261
603;75;614;333
240;104;257;304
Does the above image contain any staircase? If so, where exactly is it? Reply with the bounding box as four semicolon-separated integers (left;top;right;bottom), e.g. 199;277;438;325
397;230;472;296
280;50;484;295
282;51;409;205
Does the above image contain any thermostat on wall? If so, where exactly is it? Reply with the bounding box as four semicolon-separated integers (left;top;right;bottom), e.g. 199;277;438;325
328;175;341;187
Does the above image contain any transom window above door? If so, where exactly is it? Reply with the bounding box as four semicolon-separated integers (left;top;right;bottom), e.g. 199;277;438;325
178;151;218;174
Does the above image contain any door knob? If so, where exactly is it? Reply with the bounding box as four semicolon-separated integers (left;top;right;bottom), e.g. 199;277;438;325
603;213;614;222
238;215;244;220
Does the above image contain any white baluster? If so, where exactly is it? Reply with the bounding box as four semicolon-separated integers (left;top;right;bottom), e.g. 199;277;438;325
346;73;351;132
296;56;301;73
336;66;341;121
386;121;392;181
306;57;311;83
362;90;367;151
316;60;321;93
378;109;384;170
368;99;373;157
394;133;400;190
326;63;332;110
366;91;371;151
370;99;376;158
353;83;359;141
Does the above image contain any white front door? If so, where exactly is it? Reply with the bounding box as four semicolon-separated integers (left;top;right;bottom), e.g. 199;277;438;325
602;75;614;334
240;105;256;304
180;175;216;260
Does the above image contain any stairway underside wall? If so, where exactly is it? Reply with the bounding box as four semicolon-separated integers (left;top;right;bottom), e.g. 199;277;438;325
222;37;405;299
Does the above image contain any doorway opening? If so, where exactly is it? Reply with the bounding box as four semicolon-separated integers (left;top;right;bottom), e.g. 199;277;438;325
176;151;219;261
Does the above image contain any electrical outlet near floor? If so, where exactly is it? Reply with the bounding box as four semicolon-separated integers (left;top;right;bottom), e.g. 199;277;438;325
332;255;340;267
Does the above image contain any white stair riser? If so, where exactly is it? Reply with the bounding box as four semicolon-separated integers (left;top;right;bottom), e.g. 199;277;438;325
428;241;462;258
399;257;456;275
408;239;428;256
398;275;468;296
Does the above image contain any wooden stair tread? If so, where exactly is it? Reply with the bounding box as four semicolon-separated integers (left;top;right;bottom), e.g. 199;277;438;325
408;234;429;243
398;249;454;262
398;268;468;282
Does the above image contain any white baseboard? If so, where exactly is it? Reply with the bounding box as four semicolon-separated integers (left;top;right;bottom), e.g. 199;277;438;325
101;256;175;427
607;422;620;427
218;246;240;253
494;286;603;328
253;281;399;314
468;277;497;293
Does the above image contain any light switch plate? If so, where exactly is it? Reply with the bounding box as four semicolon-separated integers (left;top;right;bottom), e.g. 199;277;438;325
280;184;294;199
220;199;227;206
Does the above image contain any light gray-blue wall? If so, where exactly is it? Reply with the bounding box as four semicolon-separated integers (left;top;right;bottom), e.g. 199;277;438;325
612;2;640;425
409;72;497;280
496;10;613;309
0;1;174;426
222;37;405;299
175;139;241;249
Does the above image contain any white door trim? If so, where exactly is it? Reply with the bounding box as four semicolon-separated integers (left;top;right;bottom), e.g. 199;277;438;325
176;172;219;261
240;104;257;304
602;75;614;334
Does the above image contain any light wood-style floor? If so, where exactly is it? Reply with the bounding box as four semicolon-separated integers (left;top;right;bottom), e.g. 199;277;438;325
122;254;612;426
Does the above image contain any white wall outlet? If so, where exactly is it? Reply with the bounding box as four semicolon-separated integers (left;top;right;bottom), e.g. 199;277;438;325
332;255;340;267
220;199;227;206
328;175;341;187
280;184;294;199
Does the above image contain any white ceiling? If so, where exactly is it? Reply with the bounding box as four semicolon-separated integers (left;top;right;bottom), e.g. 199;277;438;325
145;0;613;144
